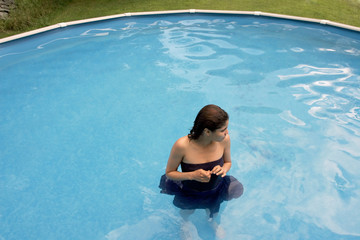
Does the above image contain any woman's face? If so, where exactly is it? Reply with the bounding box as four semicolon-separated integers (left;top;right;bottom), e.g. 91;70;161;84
211;120;229;142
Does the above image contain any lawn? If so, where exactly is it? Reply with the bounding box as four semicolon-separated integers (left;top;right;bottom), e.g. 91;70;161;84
1;0;360;39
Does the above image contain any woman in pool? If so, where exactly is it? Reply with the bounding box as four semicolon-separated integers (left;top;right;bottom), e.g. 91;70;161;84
159;104;243;237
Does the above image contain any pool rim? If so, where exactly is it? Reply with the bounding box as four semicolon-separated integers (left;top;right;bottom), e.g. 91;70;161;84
1;9;360;44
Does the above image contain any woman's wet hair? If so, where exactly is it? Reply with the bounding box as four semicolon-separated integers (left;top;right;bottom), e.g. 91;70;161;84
188;104;229;140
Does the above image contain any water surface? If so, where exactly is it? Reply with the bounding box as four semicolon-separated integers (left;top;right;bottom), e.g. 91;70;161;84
0;14;360;240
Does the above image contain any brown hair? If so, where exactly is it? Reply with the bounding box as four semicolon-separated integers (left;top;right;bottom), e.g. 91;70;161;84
188;104;229;140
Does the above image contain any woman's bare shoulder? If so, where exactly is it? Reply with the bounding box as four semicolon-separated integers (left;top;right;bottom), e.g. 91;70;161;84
169;136;189;159
174;135;190;149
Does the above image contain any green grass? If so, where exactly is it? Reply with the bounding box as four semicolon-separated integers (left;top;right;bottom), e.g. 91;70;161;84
1;0;360;39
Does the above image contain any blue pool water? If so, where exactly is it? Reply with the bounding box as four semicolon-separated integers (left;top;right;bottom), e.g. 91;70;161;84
0;13;360;240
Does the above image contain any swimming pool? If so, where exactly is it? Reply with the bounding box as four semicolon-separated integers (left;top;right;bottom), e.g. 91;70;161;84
0;11;360;240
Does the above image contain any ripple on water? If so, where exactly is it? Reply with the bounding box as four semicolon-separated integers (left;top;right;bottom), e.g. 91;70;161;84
240;47;265;55
185;44;216;57
278;64;360;130
279;110;306;126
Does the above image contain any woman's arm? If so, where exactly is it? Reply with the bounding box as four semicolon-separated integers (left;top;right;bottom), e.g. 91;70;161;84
166;137;211;182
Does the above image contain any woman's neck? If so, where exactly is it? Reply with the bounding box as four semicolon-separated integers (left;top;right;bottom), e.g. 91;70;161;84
193;135;213;147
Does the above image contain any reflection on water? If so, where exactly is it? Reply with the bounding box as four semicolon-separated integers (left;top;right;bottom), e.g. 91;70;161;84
279;64;360;136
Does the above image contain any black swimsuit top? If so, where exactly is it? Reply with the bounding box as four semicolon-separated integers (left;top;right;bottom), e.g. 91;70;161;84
181;157;224;192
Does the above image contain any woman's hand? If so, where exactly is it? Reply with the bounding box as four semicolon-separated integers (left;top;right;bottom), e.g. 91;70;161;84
211;165;227;177
191;169;212;182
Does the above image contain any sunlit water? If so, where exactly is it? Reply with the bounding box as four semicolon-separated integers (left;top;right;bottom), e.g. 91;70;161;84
0;13;360;240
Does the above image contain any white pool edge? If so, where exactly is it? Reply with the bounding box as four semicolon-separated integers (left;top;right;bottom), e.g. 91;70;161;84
1;9;359;44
